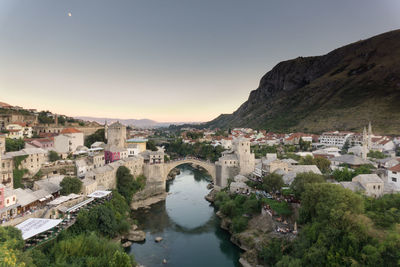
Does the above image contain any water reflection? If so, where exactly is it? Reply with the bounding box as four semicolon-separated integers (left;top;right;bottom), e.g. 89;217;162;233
130;164;241;267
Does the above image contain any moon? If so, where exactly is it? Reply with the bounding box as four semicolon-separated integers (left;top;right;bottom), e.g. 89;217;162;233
68;12;72;17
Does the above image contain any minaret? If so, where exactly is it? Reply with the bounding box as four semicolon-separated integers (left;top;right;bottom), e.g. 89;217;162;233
367;121;372;150
55;114;58;126
362;126;368;160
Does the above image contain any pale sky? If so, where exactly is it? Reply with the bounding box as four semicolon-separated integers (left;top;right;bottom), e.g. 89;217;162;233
1;0;400;122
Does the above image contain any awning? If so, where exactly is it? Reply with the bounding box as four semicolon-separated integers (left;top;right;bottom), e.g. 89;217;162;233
15;218;62;240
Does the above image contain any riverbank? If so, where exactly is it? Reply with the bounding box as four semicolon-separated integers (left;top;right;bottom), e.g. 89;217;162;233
205;189;297;266
131;192;168;210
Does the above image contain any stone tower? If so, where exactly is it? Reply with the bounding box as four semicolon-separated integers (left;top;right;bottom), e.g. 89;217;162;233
107;121;126;148
367;121;372;150
55;114;58;126
362;126;368;160
233;138;255;175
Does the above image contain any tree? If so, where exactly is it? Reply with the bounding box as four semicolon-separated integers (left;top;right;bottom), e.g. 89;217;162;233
299;155;314;165
290;172;325;199
367;150;386;159
116;166;146;204
146;140;158;151
48;150;60;162
60;176;82;195
332;167;354;181
37;111;54;124
262;173;284;193
313;157;331;174
84;129;106;147
341;140;350;154
299;138;311;151
5;138;25;152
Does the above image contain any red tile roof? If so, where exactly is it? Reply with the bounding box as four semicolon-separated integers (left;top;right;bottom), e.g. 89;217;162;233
389;164;400;172
61;128;82;134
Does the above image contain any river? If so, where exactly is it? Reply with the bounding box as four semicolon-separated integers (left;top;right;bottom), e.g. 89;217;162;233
128;164;242;267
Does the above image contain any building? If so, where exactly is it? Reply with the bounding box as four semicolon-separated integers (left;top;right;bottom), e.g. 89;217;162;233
126;138;147;156
5;123;33;139
54;128;84;154
350;174;384;198
139;150;164;164
90;152;105;168
215;138;255;188
0;185;18;220
26;138;54;150
388;164;400;191
106;121;126;148
319;131;354;148
0;154;13;188
104;146;128;164
5;148;47;175
331;154;372;168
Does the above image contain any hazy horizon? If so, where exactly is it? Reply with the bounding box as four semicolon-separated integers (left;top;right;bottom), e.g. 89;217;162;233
1;0;400;122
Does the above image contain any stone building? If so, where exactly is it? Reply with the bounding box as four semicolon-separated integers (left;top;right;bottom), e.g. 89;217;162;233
215;138;255;188
5;148;48;175
0;135;14;188
106;121;126;148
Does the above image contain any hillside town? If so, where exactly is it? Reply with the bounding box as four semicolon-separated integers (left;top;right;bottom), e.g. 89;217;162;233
1;101;400;266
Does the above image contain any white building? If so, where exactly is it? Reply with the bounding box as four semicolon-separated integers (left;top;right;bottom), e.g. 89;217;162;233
319;131;354;148
6;123;33;139
388;164;400;191
54;128;84;154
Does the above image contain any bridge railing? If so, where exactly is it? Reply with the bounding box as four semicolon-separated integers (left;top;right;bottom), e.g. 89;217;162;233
168;156;212;164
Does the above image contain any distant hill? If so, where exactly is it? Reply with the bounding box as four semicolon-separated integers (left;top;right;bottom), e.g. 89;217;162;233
205;29;400;135
75;116;197;128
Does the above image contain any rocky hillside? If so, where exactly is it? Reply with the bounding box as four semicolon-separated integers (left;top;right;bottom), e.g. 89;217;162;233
206;29;400;135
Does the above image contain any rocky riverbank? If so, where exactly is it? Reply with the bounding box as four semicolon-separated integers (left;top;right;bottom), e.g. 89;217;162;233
131;192;168;210
206;189;296;267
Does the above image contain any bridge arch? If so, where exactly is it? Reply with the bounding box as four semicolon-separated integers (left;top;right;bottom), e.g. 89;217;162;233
164;158;216;184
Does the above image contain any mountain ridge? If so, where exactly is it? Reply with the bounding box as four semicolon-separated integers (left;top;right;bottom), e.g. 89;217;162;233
75;116;199;128
205;29;400;134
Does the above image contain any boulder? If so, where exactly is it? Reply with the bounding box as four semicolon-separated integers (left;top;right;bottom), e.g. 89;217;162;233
155;236;163;242
122;241;132;248
125;230;146;242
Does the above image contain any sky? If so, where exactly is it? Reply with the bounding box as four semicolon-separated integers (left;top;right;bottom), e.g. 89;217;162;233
1;0;400;122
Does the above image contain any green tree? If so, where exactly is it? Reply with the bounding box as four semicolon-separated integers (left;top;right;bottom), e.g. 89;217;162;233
37;111;54;124
367;150;386;159
84;129;106;147
146;140;158;151
341;140;350;154
116;166;146;204
48;150;60;162
262;173;284;193
299;155;314;165
313;157;331;174
5;138;25;152
290;172;325;199
60;176;83;195
299;137;311;151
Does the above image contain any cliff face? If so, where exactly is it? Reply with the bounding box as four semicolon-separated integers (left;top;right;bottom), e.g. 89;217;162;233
206;29;400;134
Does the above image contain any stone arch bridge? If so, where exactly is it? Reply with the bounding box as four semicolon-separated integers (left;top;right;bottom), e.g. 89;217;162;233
164;157;216;183
142;157;217;197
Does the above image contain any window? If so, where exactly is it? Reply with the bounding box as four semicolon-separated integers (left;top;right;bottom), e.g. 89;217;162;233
373;185;376;189
378;185;380;189
393;178;397;182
